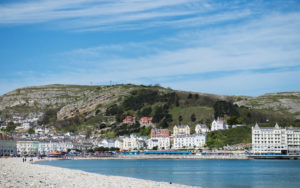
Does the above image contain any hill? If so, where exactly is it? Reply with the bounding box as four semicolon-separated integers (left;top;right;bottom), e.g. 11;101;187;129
0;84;300;142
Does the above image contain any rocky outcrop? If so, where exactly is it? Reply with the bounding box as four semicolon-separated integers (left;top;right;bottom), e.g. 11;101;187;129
0;85;86;111
234;92;300;119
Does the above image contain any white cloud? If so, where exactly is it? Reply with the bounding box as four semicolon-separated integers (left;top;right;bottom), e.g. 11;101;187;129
0;0;197;25
0;0;255;31
1;1;299;96
56;11;300;80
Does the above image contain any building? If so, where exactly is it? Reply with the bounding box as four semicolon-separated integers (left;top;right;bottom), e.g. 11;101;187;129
122;134;146;150
139;117;153;125
35;126;50;135
15;122;31;130
123;135;138;150
122;116;137;125
17;140;39;155
115;137;124;150
211;118;228;131
98;139;116;148
38;141;73;155
252;123;300;154
173;125;190;136
147;137;170;150
173;134;206;149
195;124;209;134
151;128;170;138
0;134;17;156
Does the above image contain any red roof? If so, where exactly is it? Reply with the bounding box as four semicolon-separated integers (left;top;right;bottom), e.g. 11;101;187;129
140;117;152;123
123;116;137;124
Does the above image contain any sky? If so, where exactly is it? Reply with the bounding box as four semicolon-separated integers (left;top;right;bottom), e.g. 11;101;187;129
0;0;300;96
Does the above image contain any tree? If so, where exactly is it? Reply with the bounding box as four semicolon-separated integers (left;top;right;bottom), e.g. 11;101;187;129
176;97;180;106
227;116;243;125
38;109;58;125
213;101;239;119
27;128;35;135
178;115;183;124
122;89;159;111
160;118;169;128
6;122;16;133
152;146;158;150
139;107;152;117
153;106;164;123
87;148;94;153
138;126;152;136
106;104;123;116
191;113;196;122
188;93;193;99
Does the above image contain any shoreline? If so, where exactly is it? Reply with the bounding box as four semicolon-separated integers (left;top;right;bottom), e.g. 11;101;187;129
59;154;248;160
0;157;197;188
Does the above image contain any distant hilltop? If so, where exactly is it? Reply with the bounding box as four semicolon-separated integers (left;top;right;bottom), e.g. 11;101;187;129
0;84;299;132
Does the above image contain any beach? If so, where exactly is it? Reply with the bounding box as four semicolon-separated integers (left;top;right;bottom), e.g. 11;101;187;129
0;157;196;188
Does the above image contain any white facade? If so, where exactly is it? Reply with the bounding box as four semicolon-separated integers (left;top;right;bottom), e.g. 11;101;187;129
35;126;49;135
98;139;115;148
173;125;190;136
287;128;300;153
123;135;138;150
173;134;206;149
15;122;31;130
147;137;170;150
122;134;146;150
195;124;209;134
252;123;300;154
115;137;124;149
211;119;227;131
17;140;39;155
38;141;73;155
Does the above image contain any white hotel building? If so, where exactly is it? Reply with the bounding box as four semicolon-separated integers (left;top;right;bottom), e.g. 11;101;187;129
38;141;74;155
17;140;39;155
252;123;300;154
17;140;73;155
173;134;206;149
147;137;170;150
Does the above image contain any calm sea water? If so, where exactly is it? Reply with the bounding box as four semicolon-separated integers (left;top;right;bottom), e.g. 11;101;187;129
38;159;300;188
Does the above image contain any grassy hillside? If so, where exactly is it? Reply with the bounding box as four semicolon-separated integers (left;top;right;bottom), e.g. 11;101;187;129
169;106;214;128
206;126;252;149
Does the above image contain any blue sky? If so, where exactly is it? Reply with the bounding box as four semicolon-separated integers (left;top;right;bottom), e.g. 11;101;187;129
0;0;299;96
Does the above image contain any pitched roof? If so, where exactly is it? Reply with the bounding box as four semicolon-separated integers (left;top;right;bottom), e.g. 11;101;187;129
175;125;189;128
254;123;260;129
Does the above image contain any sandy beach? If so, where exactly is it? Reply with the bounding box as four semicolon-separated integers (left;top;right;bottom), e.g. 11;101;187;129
0;157;197;188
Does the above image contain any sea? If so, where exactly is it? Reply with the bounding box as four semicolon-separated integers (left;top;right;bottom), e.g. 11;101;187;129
38;159;300;188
